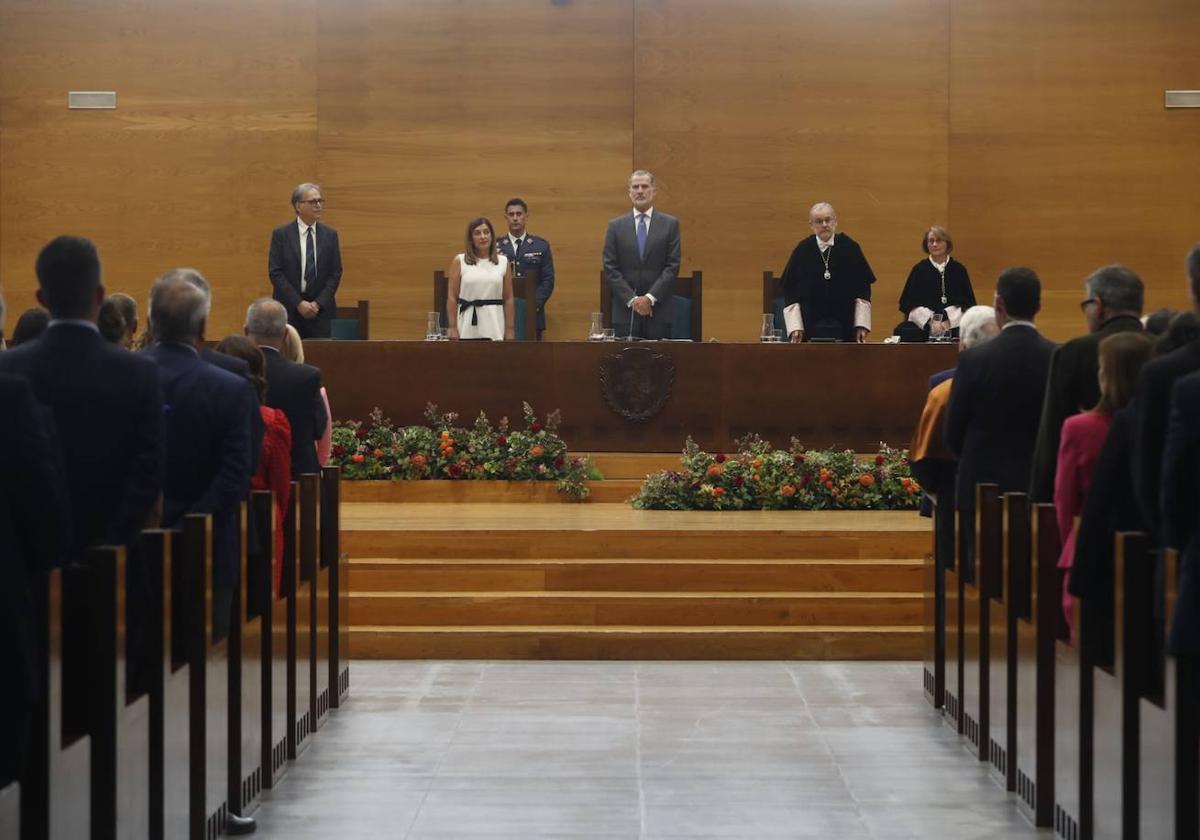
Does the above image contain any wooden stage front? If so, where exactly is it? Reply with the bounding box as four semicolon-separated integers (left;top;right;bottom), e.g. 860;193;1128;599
341;456;931;660
304;341;958;452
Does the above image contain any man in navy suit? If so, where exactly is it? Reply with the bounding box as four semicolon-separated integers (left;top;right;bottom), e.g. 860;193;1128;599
246;298;327;477
946;267;1057;574
1159;243;1200;655
602;170;681;340
0;235;163;561
268;182;343;339
497;198;555;339
144;270;255;644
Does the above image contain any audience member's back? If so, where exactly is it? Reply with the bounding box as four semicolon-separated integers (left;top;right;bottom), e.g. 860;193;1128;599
0;236;162;557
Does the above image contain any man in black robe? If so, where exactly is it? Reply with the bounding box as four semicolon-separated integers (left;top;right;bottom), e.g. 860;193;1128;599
780;202;875;343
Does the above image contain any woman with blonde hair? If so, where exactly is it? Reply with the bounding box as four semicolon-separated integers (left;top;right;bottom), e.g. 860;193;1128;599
282;324;333;466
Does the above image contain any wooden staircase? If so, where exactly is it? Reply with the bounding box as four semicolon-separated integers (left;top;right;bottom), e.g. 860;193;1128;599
341;453;928;660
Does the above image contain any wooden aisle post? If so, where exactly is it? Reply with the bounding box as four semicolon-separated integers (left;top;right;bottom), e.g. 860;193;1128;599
227;502;264;817
1054;551;1093;840
1138;547;1179;839
923;497;945;708
943;509;966;734
1015;503;1060;826
47;566;90;839
147;530;189;840
253;490;289;789
963;483;1001;759
180;514;229;840
1091;531;1145;840
284;481;314;759
322;467;350;708
988;493;1029;791
86;545;150;839
300;474;328;733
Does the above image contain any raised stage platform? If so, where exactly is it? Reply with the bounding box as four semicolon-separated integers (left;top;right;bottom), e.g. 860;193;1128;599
343;488;930;660
305;340;958;452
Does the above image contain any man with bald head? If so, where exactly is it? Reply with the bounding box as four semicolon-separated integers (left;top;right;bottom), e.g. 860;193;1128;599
780;203;876;343
246;297;326;476
268;181;343;339
144;269;256;643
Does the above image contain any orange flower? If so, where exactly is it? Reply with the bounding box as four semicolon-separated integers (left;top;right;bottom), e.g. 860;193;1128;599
410;453;426;468
440;446;454;457
900;477;912;488
859;474;875;488
752;458;763;469
712;486;726;497
780;484;796;497
350;454;365;463
530;444;544;458
707;464;723;477
819;468;831;481
373;448;385;459
823;480;833;490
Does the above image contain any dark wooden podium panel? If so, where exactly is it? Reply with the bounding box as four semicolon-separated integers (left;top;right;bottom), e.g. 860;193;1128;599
303;341;959;452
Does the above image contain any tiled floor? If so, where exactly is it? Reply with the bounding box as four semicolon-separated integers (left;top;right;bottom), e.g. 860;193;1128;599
251;661;1050;839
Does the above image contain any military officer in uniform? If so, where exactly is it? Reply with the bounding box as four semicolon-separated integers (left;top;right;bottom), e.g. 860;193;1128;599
497;198;555;339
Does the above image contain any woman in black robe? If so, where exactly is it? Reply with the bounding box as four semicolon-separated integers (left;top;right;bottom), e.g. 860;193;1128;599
896;226;976;341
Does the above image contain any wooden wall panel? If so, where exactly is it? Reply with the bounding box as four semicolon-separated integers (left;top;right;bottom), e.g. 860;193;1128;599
634;0;951;340
316;0;633;340
949;0;1200;340
0;0;317;339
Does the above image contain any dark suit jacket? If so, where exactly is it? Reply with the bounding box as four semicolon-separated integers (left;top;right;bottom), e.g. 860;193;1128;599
202;348;264;474
602;209;681;337
946;323;1057;510
262;346;326;476
1028;315;1143;502
1130;339;1200;538
268;219;343;335
1162;372;1200;654
498;234;555;332
145;342;254;589
0;323;163;559
0;374;71;783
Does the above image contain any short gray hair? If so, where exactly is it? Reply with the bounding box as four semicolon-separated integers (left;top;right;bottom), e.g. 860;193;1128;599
628;170;656;188
959;305;998;349
1085;264;1144;314
156;268;211;316
808;202;836;220
291;182;321;207
149;271;208;343
246;297;288;339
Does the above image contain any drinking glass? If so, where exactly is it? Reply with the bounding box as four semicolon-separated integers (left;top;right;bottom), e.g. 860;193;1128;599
426;311;442;341
761;313;775;342
589;313;605;341
602;328;615;341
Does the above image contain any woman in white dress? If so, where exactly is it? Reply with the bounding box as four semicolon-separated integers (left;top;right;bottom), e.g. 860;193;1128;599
447;217;514;340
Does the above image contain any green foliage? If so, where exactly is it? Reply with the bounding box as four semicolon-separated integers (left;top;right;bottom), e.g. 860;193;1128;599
631;438;921;511
329;403;598;499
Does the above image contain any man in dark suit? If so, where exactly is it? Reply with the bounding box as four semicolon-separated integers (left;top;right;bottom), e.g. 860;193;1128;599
1028;264;1144;501
1131;244;1200;540
946;267;1057;571
246;298;326;476
498;197;555;339
0;373;70;787
0;235;163;561
602;170;682;340
144;270;256;639
268;182;343;339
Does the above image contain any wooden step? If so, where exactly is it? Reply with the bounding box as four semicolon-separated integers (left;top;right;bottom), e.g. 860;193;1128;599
347;557;923;593
340;479;641;504
349;625;923;659
349;591;921;626
580;452;683;479
343;528;928;560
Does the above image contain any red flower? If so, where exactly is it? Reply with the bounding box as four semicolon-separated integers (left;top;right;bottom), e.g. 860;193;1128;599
800;474;811;486
496;435;507;447
733;476;745;488
712;486;726;497
448;463;465;478
875;454;886;466
793;453;805;463
531;421;542;432
715;453;727;464
554;456;565;469
350;454;365;463
333;445;345;457
355;428;368;439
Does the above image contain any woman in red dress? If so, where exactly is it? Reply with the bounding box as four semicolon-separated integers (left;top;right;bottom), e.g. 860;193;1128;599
1055;331;1154;636
216;335;292;595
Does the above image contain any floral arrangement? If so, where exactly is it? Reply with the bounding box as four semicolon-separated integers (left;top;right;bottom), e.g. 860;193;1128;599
329;403;601;499
631;435;920;511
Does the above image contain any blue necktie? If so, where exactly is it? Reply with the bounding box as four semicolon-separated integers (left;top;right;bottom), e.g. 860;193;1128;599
304;226;316;293
636;214;648;260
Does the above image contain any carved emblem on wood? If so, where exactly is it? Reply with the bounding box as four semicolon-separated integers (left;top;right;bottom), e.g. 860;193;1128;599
599;347;674;422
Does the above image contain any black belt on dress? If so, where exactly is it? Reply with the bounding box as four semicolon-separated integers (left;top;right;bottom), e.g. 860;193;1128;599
458;298;504;326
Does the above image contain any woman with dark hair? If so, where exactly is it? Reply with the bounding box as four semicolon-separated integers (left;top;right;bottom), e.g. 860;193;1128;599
896;226;976;341
1055;330;1154;635
9;307;50;347
215;334;292;595
447;216;513;341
